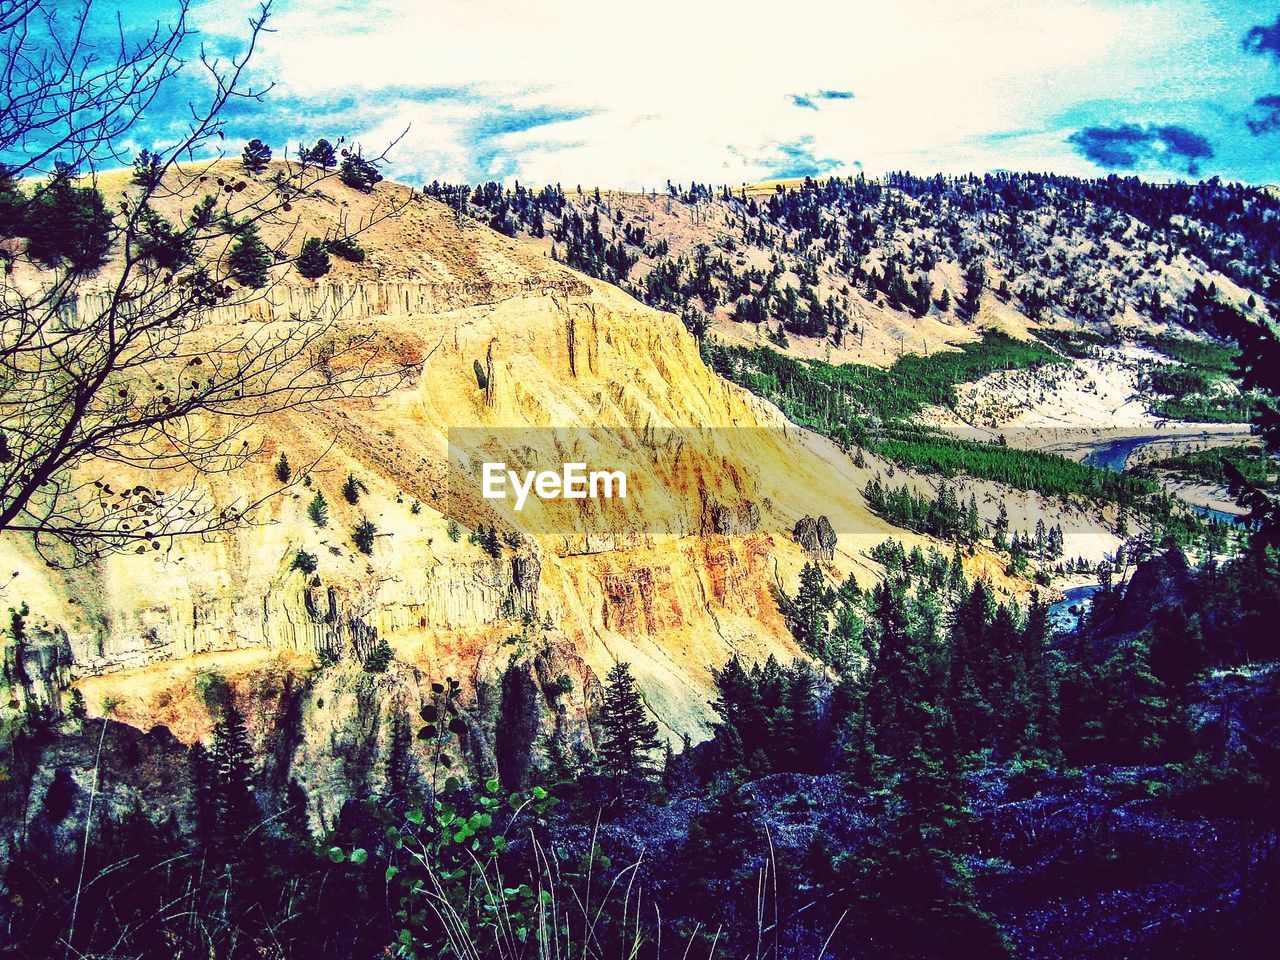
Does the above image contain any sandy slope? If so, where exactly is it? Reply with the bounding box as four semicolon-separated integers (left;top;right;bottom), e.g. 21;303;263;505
921;342;1253;460
3;162;952;743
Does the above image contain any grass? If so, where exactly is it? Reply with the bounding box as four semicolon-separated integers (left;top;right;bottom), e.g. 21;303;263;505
710;330;1063;428
1138;443;1275;489
706;335;1158;505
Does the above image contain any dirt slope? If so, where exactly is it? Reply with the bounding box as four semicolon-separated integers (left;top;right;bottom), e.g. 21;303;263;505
3;162;930;757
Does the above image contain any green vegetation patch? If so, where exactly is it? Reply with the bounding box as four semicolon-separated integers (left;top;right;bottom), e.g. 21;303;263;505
709;335;1206;541
1139;443;1275;489
708;329;1063;428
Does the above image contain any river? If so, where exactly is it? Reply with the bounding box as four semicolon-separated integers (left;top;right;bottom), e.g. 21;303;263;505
1053;434;1240;633
1049;584;1102;634
1080;435;1154;472
1080;432;1246;526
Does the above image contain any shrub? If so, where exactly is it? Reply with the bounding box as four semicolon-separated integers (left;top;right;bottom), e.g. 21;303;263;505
307;491;329;527
326;234;365;262
339;151;382;192
228;223;271;287
296;237;330;278
352;517;377;555
241;138;272;173
291;549;317;574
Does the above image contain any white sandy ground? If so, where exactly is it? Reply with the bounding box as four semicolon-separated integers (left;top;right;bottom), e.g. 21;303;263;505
921;342;1255;461
1155;479;1251;518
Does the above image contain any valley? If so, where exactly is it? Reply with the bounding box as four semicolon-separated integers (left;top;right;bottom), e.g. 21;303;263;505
6;1;1280;956
2;129;1278;960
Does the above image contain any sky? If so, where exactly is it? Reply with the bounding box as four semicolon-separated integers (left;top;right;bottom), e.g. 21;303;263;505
41;0;1280;187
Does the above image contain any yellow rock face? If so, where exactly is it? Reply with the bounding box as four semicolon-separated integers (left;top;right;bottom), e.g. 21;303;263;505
1;164;928;750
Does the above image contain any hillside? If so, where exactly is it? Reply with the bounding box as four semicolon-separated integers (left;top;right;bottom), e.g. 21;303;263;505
436;174;1277;366
4;160;1267;960
3;161;968;813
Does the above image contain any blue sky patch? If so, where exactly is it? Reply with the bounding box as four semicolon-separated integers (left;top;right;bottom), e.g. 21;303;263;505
10;1;1280;187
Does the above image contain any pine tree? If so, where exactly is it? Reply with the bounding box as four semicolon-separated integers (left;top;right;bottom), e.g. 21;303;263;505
840;576;1008;959
274;451;291;483
228;223;272;287
339;150;382;192
788;561;830;659
364;634;393;672
352;517;377;555
784;660;822;772
709;655;756;771
308;490;328;527
210;704;257;850
131;148;164;188
241;138;272;173
25;175;114;269
299;138;337;169
481;524;502;558
1100;638;1169;762
598;661;660;790
296;237;331;278
1016;590;1060;760
189;742;218;843
867;579;919;757
342;473;363;504
681;780;762;919
384;712;412;798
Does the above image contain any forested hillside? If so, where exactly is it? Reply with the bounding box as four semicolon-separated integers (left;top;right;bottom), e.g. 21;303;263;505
429;174;1278;359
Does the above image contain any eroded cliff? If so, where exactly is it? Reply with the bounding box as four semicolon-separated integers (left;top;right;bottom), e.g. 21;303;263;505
0;164;931;828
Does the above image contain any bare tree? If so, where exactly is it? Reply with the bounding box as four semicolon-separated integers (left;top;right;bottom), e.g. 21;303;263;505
0;0;411;565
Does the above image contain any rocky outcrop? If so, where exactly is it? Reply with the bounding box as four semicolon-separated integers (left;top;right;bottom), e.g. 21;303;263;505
0;169;916;825
3;614;73;724
1106;547;1194;637
66;278;591;328
793;515;837;561
700;492;761;536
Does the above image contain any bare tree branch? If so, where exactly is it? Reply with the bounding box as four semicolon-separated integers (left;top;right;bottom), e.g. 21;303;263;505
0;0;412;566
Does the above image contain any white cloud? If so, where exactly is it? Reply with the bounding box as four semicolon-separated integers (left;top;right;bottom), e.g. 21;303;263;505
189;0;1260;185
